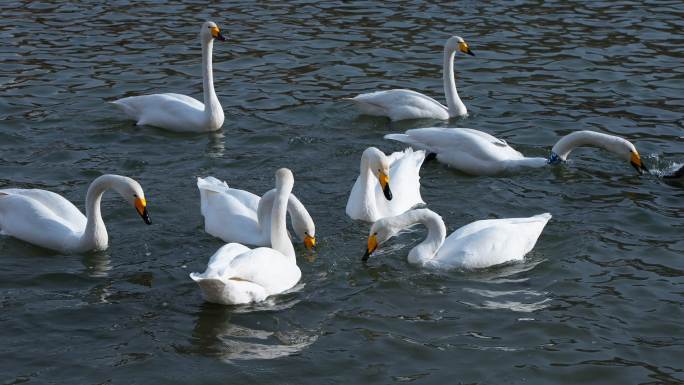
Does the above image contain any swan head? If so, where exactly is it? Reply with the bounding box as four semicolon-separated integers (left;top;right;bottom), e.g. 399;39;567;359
289;202;316;251
201;21;225;42
362;147;393;201
108;175;152;225
362;216;400;261
604;136;649;174
446;35;474;56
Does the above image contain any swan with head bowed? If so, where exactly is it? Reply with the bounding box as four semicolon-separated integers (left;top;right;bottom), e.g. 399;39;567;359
112;21;226;132
348;35;474;121
0;174;151;253
190;168;303;305
385;128;649;176
346;147;425;222
197;176;316;250
363;209;551;270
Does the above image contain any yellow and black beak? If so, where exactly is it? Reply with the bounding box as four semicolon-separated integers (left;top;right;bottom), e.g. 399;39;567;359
304;234;316;251
630;151;649;175
210;26;225;42
135;197;152;225
378;171;392;200
362;233;378;261
459;41;474;56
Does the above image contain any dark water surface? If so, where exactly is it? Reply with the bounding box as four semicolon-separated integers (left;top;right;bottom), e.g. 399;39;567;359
1;1;683;384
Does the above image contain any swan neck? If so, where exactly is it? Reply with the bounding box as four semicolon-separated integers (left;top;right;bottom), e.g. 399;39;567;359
359;158;378;214
443;47;466;117
389;210;446;264
256;189;277;242
550;131;618;162
82;176;112;250
201;38;222;124
270;186;295;260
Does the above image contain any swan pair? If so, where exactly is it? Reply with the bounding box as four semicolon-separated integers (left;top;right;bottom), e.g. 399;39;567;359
112;21;225;132
350;36;474;121
191;169;303;305
0;175;151;253
363;209;551;270
197;176;316;250
386;128;649;176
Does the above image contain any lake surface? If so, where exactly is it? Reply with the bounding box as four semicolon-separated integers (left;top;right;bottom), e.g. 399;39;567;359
1;1;683;384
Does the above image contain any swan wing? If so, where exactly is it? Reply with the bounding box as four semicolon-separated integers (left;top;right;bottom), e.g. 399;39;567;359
197;177;264;245
351;89;449;121
434;213;551;269
0;190;84;251
112;93;207;132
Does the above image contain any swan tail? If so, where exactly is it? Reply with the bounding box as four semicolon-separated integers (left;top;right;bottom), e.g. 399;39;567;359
110;98;142;121
190;274;228;304
190;273;267;305
197;176;229;217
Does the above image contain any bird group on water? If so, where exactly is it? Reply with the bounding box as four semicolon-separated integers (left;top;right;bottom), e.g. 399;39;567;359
1;21;680;306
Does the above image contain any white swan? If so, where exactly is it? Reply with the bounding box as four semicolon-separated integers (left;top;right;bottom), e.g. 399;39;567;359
112;21;226;132
0;174;151;253
363;209;551;270
348;36;474;121
190;168;302;305
385;128;649;176
197;176;316;249
346;147;425;222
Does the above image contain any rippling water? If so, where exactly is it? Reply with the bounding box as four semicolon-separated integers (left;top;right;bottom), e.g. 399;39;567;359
1;1;683;383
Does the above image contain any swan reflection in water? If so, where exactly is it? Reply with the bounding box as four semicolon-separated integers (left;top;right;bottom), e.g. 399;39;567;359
189;285;318;361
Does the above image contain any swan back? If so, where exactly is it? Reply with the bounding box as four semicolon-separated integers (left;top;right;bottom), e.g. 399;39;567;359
435;213;551;269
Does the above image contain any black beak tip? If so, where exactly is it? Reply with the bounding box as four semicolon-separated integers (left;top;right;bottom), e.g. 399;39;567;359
362;250;370;262
631;162;648;175
216;33;226;42
141;209;152;225
467;49;475;56
383;185;393;201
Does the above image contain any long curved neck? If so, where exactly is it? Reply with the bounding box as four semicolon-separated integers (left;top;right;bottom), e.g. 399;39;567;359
389;210;446;264
257;190;310;243
256;189;277;241
201;38;222;122
550;131;621;163
443;46;467;117
80;175;117;251
270;185;296;261
358;156;379;217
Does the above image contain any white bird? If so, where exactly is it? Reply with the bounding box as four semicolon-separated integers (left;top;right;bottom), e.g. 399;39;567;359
385;128;649;176
190;168;302;305
348;36;474;121
363;209;551;270
346;147;425;222
0;174;151;253
197;176;316;249
112;21;226;132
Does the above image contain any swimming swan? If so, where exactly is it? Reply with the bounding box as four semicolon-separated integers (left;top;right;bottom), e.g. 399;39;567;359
363;209;551;270
348;36;474;121
197;176;316;249
385;128;649;176
0;174;151;253
112;21;226;132
190;168;302;305
346;147;425;222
